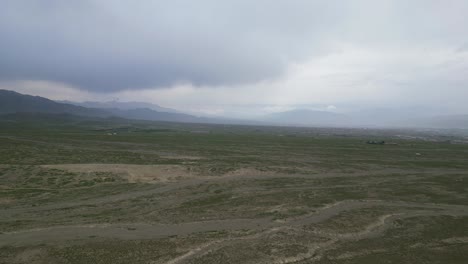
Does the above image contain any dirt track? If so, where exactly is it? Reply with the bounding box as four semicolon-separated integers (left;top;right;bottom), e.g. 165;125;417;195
2;163;467;263
2;199;466;250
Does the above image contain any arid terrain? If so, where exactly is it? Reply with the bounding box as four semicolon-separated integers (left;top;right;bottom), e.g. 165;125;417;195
1;117;467;263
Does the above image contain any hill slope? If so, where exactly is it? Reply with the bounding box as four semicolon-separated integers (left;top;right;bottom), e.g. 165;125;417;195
0;89;109;117
0;90;215;124
61;100;179;113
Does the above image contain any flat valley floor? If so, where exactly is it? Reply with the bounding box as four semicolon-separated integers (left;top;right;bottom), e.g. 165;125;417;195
1;117;467;263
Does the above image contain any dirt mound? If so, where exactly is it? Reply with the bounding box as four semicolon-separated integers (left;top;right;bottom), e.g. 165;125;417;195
42;164;197;183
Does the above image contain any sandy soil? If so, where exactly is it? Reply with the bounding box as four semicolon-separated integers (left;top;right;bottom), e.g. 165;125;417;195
42;164;197;183
41;164;273;184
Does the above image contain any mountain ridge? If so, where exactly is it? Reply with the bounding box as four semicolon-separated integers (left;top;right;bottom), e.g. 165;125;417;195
0;89;205;123
2;90;468;129
59;100;179;113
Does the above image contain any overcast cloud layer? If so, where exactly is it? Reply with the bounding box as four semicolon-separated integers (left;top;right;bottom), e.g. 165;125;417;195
1;0;468;116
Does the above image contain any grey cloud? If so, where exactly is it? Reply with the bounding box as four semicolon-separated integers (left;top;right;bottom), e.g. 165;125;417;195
1;0;467;92
0;0;336;91
457;43;468;52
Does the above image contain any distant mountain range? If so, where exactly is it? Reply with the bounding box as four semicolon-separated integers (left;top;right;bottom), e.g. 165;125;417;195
0;89;207;123
60;100;179;113
0;89;109;117
1;89;468;129
415;114;468;129
259;108;468;129
262;109;350;126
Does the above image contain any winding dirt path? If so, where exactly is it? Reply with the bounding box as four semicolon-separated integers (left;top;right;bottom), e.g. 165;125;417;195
161;199;468;264
2;199;466;264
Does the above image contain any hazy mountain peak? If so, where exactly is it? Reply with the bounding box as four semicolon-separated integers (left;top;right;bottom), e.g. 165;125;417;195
59;100;179;113
263;109;349;126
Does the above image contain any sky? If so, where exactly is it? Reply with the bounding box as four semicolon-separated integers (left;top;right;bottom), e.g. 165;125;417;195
1;0;468;118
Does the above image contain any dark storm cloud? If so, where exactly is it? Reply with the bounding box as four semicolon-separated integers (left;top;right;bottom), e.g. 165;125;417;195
1;0;468;92
0;0;345;91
